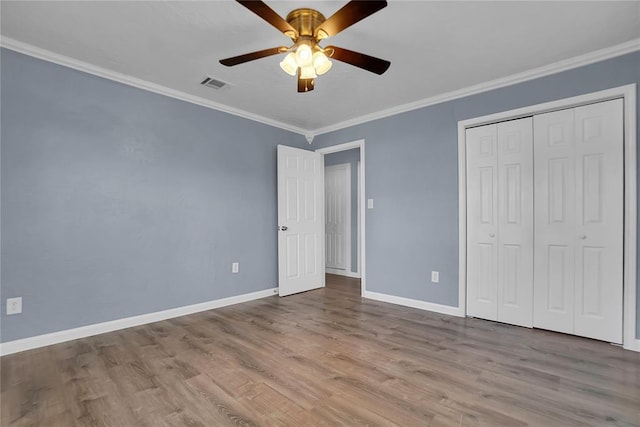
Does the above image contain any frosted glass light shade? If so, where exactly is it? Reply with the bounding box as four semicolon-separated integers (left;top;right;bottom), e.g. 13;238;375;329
280;53;297;76
295;44;313;67
313;51;332;75
300;65;317;79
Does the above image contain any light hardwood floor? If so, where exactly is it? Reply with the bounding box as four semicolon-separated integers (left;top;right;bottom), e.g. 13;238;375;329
2;274;639;426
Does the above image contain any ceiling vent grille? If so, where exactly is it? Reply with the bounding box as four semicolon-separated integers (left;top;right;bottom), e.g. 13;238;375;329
200;76;228;90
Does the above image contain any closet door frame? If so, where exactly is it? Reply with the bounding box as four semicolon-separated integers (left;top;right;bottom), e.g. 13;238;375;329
457;84;638;351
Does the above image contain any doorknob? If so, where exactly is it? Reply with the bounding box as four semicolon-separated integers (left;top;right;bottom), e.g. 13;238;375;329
278;226;288;231
579;234;587;239
489;233;495;238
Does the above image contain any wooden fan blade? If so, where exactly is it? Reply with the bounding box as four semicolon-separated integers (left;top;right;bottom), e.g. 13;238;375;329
326;46;390;75
220;46;288;66
314;1;387;39
297;68;315;93
237;1;298;37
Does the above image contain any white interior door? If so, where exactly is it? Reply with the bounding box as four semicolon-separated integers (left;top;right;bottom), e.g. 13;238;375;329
277;145;325;297
497;118;534;327
466;124;499;321
534;99;623;343
325;164;351;271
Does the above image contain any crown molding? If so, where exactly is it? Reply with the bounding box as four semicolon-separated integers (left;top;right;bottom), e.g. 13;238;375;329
310;38;640;137
0;37;308;137
2;36;639;139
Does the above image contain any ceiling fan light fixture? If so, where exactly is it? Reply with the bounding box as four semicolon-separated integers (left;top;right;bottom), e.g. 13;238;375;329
221;1;390;92
280;53;297;76
313;51;332;75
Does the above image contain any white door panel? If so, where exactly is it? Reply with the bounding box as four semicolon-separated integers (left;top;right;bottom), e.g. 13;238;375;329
466;124;499;321
278;145;324;297
497;118;533;327
573;99;623;343
534;108;576;334
325;164;351;270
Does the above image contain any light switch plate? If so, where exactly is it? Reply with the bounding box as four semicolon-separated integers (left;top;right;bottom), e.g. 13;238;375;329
431;271;440;283
367;199;374;209
232;262;239;273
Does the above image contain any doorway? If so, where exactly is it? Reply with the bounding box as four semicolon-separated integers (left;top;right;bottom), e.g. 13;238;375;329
317;140;366;296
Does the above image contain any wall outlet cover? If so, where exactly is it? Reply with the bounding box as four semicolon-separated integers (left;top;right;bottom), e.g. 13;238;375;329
232;262;239;273
7;297;22;315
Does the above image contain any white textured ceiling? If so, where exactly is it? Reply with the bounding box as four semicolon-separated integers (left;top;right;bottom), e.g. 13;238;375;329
1;1;640;134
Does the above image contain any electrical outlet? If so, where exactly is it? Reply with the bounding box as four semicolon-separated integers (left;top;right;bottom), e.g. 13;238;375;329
7;297;22;315
232;262;239;273
431;271;440;283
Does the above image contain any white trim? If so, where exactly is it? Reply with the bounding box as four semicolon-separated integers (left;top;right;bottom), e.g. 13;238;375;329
345;162;352;275
0;287;278;356
311;38;640;137
0;37;307;137
458;84;638;351
363;291;464;317
326;267;361;279
623;88;638;351
357;160;361;276
317;140;366;296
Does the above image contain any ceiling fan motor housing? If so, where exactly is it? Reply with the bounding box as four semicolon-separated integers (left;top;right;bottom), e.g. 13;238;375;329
286;8;326;38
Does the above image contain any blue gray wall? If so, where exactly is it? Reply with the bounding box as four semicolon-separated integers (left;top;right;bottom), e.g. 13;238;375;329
312;51;640;338
3;47;640;343
324;148;359;273
0;49;307;342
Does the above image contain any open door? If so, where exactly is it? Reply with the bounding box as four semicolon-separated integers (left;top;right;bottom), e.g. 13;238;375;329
277;145;324;296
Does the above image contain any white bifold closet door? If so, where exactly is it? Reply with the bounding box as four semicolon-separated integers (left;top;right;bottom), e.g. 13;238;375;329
533;99;623;344
466;117;534;327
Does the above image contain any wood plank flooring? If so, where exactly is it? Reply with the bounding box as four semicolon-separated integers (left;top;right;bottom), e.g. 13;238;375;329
2;274;639;426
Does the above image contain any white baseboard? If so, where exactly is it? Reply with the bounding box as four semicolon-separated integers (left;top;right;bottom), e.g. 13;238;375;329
624;339;640;352
0;287;278;356
326;268;361;279
363;290;464;317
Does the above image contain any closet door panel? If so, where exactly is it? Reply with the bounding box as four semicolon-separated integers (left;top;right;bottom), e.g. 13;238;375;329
573;99;623;343
497;118;534;327
466;125;499;321
533;109;576;335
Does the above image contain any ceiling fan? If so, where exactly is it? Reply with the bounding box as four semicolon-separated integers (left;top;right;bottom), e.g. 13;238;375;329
219;0;391;93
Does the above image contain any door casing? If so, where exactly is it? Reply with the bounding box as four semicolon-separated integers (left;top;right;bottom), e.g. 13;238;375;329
317;140;366;295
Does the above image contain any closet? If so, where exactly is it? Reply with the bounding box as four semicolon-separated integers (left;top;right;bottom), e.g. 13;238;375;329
466;99;624;343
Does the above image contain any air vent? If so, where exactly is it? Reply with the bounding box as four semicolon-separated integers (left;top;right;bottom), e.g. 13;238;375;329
200;76;228;90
